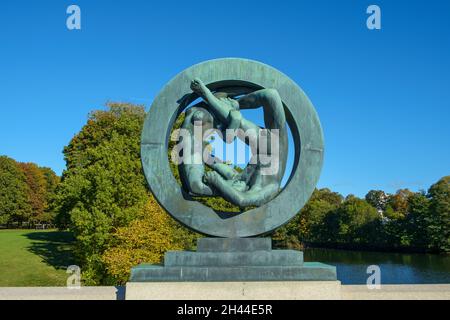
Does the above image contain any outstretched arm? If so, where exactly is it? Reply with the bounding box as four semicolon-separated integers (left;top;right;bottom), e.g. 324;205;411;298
191;78;233;125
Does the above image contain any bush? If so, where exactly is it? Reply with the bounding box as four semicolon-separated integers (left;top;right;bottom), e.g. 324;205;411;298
102;196;196;284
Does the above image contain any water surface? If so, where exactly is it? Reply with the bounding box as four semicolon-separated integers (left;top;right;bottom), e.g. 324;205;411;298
304;248;450;285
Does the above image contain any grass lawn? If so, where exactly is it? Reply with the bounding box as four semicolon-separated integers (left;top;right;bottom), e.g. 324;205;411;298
0;229;75;287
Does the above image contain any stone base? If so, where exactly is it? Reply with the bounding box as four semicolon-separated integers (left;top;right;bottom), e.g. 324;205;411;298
125;281;342;300
129;238;337;282
130;263;336;282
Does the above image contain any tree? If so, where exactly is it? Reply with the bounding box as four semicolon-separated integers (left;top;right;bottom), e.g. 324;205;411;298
0;156;32;225
54;103;151;283
365;190;388;212
55;103;197;284
272;214;304;250
404;191;430;249
300;199;337;243
331;197;381;245
39;167;60;223
273;188;343;248
311;188;343;207
298;189;343;243
427;176;450;252
17;162;47;223
385;189;413;219
382;189;432;249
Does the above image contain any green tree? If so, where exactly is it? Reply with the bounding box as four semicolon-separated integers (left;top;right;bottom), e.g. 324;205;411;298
404;191;430;249
312;188;343;207
301;199;337;243
54;103;151;284
55;103;196;284
0;156;32;225
272;215;304;250
273;188;343;248
331;197;381;245
39;167;60;223
427;176;450;252
299;189;343;243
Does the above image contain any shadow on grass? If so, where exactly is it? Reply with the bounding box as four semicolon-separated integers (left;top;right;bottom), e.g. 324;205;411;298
24;231;76;270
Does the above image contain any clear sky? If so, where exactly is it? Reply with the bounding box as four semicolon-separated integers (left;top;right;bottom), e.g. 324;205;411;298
1;0;449;197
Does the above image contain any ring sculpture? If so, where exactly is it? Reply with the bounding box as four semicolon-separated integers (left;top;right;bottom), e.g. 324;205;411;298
141;58;324;238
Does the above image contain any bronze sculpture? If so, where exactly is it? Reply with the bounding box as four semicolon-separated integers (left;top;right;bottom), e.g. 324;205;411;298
133;58;336;282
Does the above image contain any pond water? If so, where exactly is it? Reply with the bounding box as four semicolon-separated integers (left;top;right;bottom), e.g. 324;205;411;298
304;248;450;285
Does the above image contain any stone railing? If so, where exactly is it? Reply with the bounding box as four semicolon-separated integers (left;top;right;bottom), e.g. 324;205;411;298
0;283;449;300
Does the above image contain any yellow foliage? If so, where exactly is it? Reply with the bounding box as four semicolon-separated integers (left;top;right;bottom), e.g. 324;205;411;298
102;196;187;284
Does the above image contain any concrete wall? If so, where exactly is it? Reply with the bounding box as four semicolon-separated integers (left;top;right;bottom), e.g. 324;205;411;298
0;283;449;300
341;284;450;300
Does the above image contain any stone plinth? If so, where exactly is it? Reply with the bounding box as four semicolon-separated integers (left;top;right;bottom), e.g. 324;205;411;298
129;238;337;282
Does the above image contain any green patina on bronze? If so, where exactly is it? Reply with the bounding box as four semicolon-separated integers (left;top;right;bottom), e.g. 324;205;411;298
141;58;324;238
133;59;335;283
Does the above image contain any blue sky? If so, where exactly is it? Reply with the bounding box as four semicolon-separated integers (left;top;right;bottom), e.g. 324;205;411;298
1;0;449;197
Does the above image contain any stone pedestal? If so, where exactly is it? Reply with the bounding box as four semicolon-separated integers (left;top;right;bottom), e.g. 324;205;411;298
129;238;337;282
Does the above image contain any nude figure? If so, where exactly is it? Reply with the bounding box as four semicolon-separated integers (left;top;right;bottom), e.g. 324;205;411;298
179;78;288;209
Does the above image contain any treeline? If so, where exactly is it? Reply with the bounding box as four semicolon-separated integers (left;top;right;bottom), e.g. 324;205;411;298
274;180;449;253
0;156;59;227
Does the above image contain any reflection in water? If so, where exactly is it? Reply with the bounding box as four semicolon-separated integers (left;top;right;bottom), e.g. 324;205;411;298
304;248;450;285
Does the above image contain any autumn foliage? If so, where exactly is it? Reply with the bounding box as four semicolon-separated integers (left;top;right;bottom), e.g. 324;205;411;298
0;156;59;226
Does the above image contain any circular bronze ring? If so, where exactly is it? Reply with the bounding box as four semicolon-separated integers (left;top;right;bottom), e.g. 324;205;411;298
141;58;324;237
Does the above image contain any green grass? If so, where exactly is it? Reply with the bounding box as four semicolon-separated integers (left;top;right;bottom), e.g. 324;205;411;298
0;229;75;287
